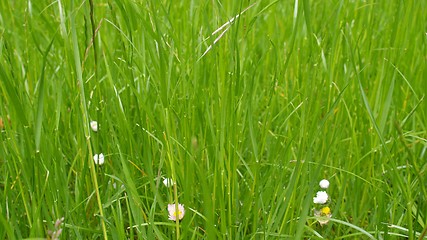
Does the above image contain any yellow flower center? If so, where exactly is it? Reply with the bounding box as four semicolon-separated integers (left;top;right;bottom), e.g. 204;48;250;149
321;207;331;215
174;210;182;217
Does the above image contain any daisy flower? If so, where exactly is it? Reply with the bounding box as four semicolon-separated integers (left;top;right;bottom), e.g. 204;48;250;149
314;206;332;225
168;203;185;221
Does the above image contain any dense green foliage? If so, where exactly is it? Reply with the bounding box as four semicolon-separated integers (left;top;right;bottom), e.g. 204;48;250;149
0;0;426;239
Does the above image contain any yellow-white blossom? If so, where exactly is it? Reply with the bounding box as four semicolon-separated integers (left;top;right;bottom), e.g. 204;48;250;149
168;203;185;221
314;206;332;225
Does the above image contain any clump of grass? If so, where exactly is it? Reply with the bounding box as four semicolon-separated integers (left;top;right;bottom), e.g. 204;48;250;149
0;0;425;239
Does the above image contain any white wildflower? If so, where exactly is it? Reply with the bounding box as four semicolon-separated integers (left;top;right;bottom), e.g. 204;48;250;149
313;191;328;204
319;179;330;189
168;203;185;221
314;207;332;225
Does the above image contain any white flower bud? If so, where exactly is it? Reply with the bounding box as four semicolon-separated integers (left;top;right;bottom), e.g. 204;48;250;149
90;121;98;132
319;179;330;189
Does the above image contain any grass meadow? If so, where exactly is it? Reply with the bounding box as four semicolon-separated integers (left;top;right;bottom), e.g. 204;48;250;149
0;0;426;239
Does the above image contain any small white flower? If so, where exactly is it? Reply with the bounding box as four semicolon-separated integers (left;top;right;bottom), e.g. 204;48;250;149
90;121;98;132
319;179;330;189
168;203;185;221
313;191;328;204
93;153;105;165
162;178;174;187
314;207;332;225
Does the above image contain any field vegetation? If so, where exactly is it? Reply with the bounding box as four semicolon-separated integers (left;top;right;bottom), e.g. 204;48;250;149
0;0;426;239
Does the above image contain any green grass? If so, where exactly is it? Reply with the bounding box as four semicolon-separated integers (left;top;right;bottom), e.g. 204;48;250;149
0;0;426;239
